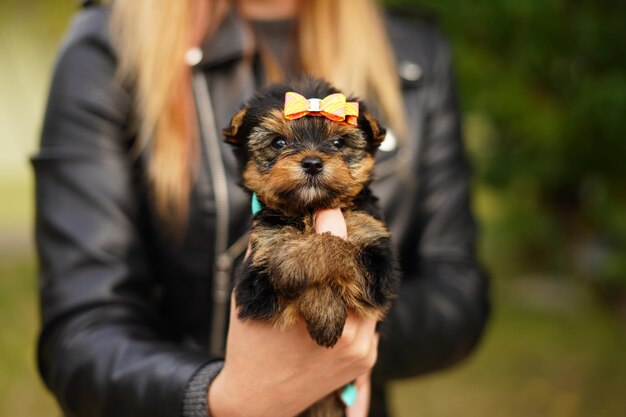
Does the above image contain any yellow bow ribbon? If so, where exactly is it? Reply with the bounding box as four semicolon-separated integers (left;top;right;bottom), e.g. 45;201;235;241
284;92;359;126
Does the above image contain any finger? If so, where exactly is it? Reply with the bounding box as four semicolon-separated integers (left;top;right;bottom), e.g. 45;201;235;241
352;315;377;346
339;312;376;350
346;371;372;417
230;291;238;317
244;222;255;260
229;291;250;327
314;207;347;239
354;370;371;388
338;311;360;345
366;332;380;368
244;240;252;260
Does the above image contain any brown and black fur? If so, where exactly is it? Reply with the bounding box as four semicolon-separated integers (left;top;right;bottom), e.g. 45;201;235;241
224;77;399;417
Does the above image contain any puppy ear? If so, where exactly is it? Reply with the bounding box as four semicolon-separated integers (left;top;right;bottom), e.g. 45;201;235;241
222;108;247;145
360;109;387;149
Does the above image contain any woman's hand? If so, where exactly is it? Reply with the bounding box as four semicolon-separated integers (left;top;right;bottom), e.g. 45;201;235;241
208;302;378;417
208;208;377;417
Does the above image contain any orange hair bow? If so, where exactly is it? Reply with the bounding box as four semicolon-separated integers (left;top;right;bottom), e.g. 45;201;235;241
284;92;359;126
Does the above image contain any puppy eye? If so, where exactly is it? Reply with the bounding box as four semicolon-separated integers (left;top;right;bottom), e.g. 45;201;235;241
331;138;345;149
271;137;287;150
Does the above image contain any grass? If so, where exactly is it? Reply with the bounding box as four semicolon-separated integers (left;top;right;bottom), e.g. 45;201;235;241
389;277;626;417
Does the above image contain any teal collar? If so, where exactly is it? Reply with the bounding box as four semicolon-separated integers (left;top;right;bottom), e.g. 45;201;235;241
251;193;262;215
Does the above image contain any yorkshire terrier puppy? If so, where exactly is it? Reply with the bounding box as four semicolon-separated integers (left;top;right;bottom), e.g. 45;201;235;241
224;77;398;344
223;77;398;415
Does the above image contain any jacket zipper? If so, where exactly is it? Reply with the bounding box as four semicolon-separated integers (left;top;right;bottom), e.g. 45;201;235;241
192;72;231;356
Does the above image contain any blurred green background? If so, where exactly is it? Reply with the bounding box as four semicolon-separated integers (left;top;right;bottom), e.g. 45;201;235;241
0;0;624;416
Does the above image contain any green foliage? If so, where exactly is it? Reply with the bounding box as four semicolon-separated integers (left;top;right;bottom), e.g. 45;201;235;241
384;0;626;284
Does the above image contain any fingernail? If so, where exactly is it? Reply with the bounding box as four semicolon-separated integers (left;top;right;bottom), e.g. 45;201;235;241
340;383;358;407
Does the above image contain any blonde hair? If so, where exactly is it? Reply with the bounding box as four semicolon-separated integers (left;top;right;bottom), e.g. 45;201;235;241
111;0;405;226
299;0;406;140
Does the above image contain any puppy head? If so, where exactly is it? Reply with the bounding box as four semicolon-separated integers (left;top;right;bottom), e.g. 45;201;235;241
224;78;386;216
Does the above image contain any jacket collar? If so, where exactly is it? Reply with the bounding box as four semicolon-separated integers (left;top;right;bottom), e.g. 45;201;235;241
196;8;255;69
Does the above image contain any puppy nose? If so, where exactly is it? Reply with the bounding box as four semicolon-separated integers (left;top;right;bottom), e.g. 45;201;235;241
301;156;324;175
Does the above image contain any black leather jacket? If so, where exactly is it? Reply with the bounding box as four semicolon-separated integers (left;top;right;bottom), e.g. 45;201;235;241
34;4;490;417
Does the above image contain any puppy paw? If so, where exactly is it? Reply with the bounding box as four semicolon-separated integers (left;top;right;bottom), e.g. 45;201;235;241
356;236;399;312
344;211;390;248
267;232;358;289
343;211;398;311
298;285;347;347
305;232;361;283
274;268;309;298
